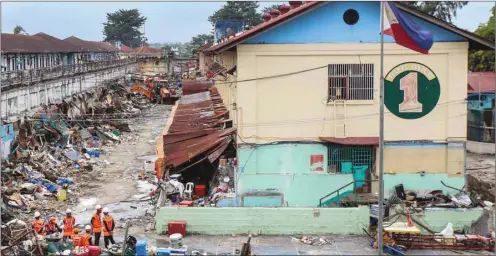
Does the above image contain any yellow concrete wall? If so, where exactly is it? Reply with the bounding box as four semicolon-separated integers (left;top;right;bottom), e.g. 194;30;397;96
377;143;464;176
199;52;206;75
216;51;237;70
236;42;468;144
215;51;238;121
138;59;166;74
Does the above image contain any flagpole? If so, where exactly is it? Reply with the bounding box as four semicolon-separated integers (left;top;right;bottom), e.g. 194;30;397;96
378;1;385;255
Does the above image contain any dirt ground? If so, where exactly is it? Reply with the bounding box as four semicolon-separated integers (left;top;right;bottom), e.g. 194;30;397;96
466;152;495;202
67;104;171;239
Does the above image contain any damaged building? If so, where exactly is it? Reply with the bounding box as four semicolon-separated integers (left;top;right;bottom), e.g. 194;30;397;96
155;1;495;240
1;32;138;123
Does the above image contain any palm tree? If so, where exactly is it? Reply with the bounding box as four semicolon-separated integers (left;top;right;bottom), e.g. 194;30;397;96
13;25;26;35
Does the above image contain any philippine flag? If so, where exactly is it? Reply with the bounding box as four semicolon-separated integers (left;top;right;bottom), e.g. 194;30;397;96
382;2;434;54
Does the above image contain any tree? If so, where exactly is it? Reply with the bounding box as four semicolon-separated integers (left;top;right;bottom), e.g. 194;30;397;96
469;6;495;72
261;4;280;15
190;33;214;50
208;2;262;29
103;9;147;48
404;2;468;23
13;25;26;35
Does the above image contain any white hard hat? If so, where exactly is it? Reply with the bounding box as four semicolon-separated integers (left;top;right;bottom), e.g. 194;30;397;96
34;211;41;218
95;205;102;210
66;209;72;213
85;225;91;230
102;207;109;213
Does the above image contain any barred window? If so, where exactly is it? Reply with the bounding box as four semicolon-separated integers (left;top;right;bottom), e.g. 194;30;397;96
328;64;374;101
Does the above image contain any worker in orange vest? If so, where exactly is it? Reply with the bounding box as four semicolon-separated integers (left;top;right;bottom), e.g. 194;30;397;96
32;211;44;235
102;207;116;249
91;205;103;246
44;217;62;235
62;209;75;241
72;228;82;247
82;225;93;247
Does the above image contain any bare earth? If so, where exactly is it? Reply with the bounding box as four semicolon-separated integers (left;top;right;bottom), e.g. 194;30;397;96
466;152;495;202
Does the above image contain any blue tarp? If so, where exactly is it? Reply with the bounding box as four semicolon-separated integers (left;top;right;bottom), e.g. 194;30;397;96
215;21;244;42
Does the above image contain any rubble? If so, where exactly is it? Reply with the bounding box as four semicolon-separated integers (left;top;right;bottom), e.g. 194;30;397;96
467;152;495;203
1;81;153;252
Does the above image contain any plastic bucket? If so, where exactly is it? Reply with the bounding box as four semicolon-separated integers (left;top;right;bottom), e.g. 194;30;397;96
58;189;67;201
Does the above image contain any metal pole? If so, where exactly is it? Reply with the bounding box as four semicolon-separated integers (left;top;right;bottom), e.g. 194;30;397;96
493;2;496;254
378;1;385;255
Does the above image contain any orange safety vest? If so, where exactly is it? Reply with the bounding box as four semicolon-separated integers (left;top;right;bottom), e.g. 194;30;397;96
103;215;114;236
72;234;82;247
45;222;57;234
91;213;102;233
82;234;92;247
63;216;75;236
32;219;44;234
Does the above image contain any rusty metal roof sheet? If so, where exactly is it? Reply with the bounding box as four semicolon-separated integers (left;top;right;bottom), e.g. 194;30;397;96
161;87;235;169
319;137;379;145
182;80;215;95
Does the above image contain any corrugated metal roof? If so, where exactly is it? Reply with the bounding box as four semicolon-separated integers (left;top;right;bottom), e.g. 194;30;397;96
120;44;134;53
1;33;120;54
161;86;235;169
133;46;165;54
468;72;495;93
182;80;215;95
63;36;114;52
32;33;79;52
1;33;67;53
319;137;379;145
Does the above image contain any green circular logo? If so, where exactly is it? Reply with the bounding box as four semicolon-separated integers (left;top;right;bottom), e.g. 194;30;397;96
384;62;440;119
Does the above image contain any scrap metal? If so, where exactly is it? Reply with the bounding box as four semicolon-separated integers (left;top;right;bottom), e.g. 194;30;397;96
160;80;235;171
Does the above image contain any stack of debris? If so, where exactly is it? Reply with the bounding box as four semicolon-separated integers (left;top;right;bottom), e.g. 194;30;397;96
1;82;152;234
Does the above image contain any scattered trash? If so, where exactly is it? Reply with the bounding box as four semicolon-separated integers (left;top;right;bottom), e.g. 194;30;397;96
292;236;332;246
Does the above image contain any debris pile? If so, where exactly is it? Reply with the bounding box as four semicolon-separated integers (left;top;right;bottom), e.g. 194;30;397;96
291;236;332;246
1;82;152;238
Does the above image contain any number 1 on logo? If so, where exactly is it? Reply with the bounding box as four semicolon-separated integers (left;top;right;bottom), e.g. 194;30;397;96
399;72;422;113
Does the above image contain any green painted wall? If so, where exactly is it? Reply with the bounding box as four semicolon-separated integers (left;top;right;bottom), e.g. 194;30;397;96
156;207;370;235
423;207;484;233
237;143;354;207
384;173;465;196
392;207;484;233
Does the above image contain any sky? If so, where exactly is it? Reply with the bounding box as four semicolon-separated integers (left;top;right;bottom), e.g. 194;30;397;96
1;1;494;44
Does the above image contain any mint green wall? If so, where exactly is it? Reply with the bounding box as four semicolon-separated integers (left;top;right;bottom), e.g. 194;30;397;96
156;207;369;235
384;173;465;196
392;206;484;233
237;144;354;207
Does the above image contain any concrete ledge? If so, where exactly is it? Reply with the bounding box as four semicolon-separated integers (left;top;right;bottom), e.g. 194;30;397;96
156;207;369;235
467;140;495;155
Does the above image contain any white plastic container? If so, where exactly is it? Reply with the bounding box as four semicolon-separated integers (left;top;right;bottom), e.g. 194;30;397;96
144;160;155;173
169;233;183;249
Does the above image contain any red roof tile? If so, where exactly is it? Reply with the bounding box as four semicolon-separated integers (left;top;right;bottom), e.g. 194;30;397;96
205;1;324;54
468;72;496;93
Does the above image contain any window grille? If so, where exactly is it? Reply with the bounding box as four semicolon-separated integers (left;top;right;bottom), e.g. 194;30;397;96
328;144;374;173
328;64;374;101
